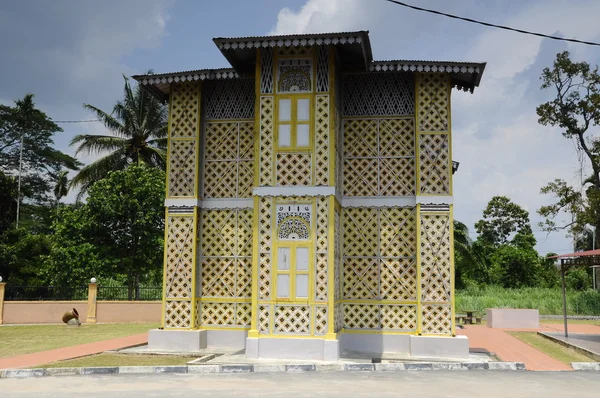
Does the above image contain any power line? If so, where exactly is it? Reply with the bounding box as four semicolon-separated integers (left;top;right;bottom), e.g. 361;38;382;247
54;119;100;123
383;0;600;46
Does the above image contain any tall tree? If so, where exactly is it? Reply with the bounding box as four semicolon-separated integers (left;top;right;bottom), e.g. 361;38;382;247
537;51;600;248
70;74;167;196
475;196;532;246
51;170;69;206
0;94;80;208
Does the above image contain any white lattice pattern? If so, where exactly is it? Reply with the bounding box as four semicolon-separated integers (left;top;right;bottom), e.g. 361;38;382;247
343;258;379;299
334;303;343;332
278;46;313;56
316;47;329;92
422;304;452;334
274;305;310;333
334;207;342;301
169;139;197;197
204;79;255;120
259;97;274;186
380;259;417;301
380;207;417;257
165;215;196;299
343;118;415;197
342;207;378;256
259;305;270;333
165;300;192;328
418;73;449;132
342;73;414;117
334;105;343;195
276;153;311;186
315;95;330;186
420;213;451;302
419;134;450;194
344;304;379;329
315;306;328;335
203;122;254;198
315;197;329;301
380;305;417;331
200;302;251;327
259;197;273;299
261;48;274;94
169;83;200;138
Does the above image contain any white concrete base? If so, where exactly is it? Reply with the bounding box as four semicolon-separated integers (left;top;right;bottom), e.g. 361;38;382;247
148;329;207;351
245;337;340;361
340;333;410;355
409;335;469;359
207;330;248;349
486;308;539;328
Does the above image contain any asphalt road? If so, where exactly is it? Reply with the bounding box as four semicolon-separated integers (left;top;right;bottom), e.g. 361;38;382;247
1;371;599;397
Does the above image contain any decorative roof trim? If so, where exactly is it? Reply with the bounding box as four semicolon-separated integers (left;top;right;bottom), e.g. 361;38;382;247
214;31;368;50
369;61;483;74
133;68;242;86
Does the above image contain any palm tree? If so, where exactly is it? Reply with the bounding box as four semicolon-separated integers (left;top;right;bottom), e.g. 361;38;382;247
70;73;167;196
52;170;69;206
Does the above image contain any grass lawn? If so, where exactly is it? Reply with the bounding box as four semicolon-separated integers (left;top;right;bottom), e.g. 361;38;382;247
0;323;158;358
507;331;597;366
38;353;191;368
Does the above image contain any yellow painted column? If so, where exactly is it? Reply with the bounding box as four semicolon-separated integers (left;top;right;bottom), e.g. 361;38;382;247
0;281;6;325
415;204;422;335
86;282;98;324
325;195;336;339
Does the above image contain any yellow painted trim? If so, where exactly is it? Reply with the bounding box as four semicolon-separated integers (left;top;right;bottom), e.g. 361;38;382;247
342;115;415;120
274;94;314;151
199;297;252;303
205;118;255;123
449;204;456;336
339;329;417;336
272;241;313;304
325;195;336;339
447;76;453;196
328;46;336;185
161;208;169;328
190;207;199;328
162;298;193;302
253;48;262;188
194;82;202;199
248;196;260;338
416;203;422;335
341;300;418;305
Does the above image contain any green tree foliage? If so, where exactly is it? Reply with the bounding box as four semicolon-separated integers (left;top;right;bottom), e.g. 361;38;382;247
537;51;600;248
0;171;17;234
0;94;79;205
475;196;532;245
70;75;167;196
0;229;51;286
488;233;541;288
45;166;165;296
454;220;486;288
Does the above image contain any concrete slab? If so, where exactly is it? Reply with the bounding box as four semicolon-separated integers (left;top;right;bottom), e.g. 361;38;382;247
147;329;206;352
487;309;539;328
409;335;469;359
539;332;600;361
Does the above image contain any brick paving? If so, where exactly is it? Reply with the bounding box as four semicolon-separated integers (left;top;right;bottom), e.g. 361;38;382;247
0;333;148;369
458;323;600;371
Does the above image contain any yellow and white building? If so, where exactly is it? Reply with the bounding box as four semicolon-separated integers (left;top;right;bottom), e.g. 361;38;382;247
133;31;485;360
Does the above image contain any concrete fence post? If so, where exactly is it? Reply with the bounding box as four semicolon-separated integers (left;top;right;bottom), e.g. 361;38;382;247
0;280;5;325
86;282;98;324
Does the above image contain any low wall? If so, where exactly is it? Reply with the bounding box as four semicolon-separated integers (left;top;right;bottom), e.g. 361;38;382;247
96;301;161;323
2;301;88;324
2;301;161;324
486;308;539;328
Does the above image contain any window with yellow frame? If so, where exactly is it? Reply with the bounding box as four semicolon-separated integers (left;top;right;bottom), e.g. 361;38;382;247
275;95;313;150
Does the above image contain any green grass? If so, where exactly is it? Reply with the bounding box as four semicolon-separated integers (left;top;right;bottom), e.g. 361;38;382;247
0;323;158;358
457;286;600;315
507;331;597;366
38;353;191;368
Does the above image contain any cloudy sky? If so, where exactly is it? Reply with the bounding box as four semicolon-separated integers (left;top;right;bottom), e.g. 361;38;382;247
2;0;600;255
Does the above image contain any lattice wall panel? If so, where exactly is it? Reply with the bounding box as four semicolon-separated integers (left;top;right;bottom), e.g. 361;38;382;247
315;196;329;301
344;304;380;329
334;303;343;332
381;259;417;301
274;305;310;334
343;72;414;117
422;304;452;335
315;306;328;335
342;208;378;256
259;197;273;299
204;79;255;120
334;105;343;196
203;121;254;198
259;97;274;186
169;140;197;197
276;153;311;186
381;305;417;331
343;118;415;197
259;305;270;333
165;215;196;299
261;48;274;94
419;134;450;194
343;258;379;300
417;73;449;132
316;47;329;92
165;300;192;328
200;302;251;328
169;83;200;138
420;213;451;303
315;94;330;186
334;207;342;301
380;207;417;257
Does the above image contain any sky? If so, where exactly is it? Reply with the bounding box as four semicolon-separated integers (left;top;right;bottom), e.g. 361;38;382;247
1;0;600;256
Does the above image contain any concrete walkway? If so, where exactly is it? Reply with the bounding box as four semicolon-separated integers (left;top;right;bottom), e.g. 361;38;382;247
458;323;600;371
0;333;148;370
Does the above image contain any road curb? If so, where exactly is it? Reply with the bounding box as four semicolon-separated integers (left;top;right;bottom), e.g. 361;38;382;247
0;362;526;378
571;362;600;371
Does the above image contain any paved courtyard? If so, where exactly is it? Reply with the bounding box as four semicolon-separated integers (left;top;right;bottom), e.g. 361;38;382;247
1;371;600;397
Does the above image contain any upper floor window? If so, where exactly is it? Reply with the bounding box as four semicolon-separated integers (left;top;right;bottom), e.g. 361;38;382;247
276;96;312;150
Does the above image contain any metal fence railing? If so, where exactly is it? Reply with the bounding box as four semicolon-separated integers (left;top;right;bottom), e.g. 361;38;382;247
97;285;162;301
4;285;88;301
